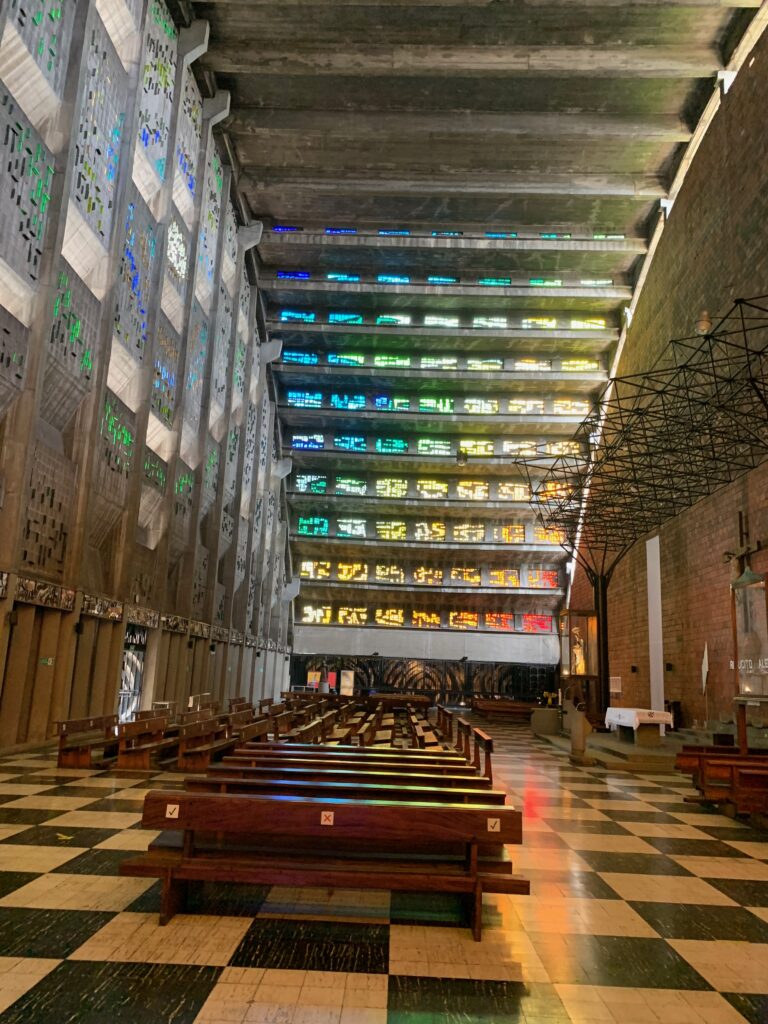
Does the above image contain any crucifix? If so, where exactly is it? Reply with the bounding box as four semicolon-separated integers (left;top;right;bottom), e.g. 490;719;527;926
723;510;761;572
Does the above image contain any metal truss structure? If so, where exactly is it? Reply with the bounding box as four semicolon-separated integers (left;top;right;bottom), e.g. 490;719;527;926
521;296;768;584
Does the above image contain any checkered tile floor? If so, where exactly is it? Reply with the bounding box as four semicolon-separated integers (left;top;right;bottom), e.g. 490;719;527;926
0;724;767;1022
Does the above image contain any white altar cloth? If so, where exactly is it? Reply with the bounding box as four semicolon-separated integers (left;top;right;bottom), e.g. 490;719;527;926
605;707;673;730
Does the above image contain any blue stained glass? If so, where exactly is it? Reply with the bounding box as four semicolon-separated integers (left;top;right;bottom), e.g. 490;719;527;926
377;274;410;284
376;314;411;326
376;438;408;454
328;312;364;325
292;434;324;450
374;395;392;410
277;270;310;280
280;310;315;323
478;277;511;287
327;353;366;366
432;230;462;237
378;229;410;236
331;394;366;410
540;232;571;240
273;225;302;232
335;435;367;452
427;275;458;285
485;231;517;239
530;278;562;287
297;516;328;536
325;227;357;234
282;350;318;365
327;272;360;283
287;391;323;408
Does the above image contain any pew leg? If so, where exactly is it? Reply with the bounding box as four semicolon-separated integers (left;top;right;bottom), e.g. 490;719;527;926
471;882;483;942
160;872;187;925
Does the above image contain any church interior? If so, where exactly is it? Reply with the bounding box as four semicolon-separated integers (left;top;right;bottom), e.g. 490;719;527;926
0;0;766;1020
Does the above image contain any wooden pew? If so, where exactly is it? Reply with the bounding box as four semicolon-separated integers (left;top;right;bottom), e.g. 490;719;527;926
676;748;768;791
120;790;528;939
685;755;768;813
56;715;118;769
117;716;176;770
175;720;238;772
237;719;270;744
471;697;539;721
455;718;473;760
208;762;492;789
471;728;494;783
436;705;454;743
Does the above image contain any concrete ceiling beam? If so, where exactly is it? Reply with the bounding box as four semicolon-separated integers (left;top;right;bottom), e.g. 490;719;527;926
226;109;692;142
258;232;648;254
200;45;721;77
200;0;759;7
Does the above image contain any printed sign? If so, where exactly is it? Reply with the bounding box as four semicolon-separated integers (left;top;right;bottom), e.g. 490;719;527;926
321;811;334;826
165;804;180;819
487;818;501;833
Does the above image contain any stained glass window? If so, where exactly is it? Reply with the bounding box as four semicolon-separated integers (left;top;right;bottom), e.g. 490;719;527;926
327;272;359;282
413;611;441;628
508;398;545;415
419;396;454;414
374;354;411;368
570;318;606;329
472;317;507;329
467;357;503;371
464;398;498;415
546;440;580;456
486;612;515;630
417;438;451;456
330;394;366;410
460;439;494;457
502;440;536;457
376;314;411;326
414;521;446;541
300;560;331;579
416;479;448;499
522;614;553;633
376;478;408;498
376;438;408;454
561;358;600;372
280;310;315;323
498;482;530;501
453;523;485;542
375;395;410;411
449;611;479;630
328;312;364;325
522;317;557;330
277;270;310;280
335;476;367;496
553;398;590;416
534;525;565;544
337;518;366;538
375;608;404;626
297;516;328;536
327;353;365;366
514;358;551;372
287;391;323;408
527;567;559;588
413;566;443;585
337;562;368;582
292;434;324;450
457;480;489;500
493;523;526;544
421;356;458;370
424;315;459;328
530;277;562;287
335;435;366;452
375;521;406;541
478;277;510;287
375;564;405;584
428;275;457;285
451;567;481;585
302;605;331;624
489;569;521;587
377;274;409;284
295;474;327;494
338;607;368;625
283;350;318;365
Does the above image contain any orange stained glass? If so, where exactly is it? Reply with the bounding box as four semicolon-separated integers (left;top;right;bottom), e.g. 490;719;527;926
488;568;520;587
486;612;515;630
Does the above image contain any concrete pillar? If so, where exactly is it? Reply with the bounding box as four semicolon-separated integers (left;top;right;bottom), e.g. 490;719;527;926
140;626;162;710
27;609;62;742
89;621;114;717
103;619;127;717
0;606;37;746
49;597;83;731
70;617;97;719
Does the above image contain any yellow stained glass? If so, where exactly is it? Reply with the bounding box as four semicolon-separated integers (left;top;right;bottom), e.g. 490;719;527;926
534;525;565;544
464;398;499;415
337;562;368;582
508;398;544;415
338;607;368;625
376;478;408;498
457;480;489;500
416;479;448;498
302;605;331;625
375;520;407;541
375;608;404;627
300;560;331;579
413;610;441;628
375;564;405;584
449;611;479;629
414;521;446;541
494;523;526;544
450;567;481;585
498;482;530;501
413;566;443;585
489;568;521;587
460;439;494;457
453;523;485;542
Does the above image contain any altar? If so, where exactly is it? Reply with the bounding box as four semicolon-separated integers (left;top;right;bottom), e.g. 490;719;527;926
605;706;673;747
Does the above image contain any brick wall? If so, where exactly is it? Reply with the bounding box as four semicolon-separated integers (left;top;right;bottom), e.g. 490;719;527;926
569;30;768;725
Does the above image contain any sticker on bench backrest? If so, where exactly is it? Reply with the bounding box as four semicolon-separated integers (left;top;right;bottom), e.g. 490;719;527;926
487;818;501;833
165;804;180;819
321;811;334;826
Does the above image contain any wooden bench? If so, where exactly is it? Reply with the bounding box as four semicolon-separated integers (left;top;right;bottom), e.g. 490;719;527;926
236;719;270;744
117;716;176;770
208;761;492;789
684;755;768;813
472;697;538;721
120;790;528;939
175;720;238;772
676;748;768;791
56;715;118;769
436;705;454;743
